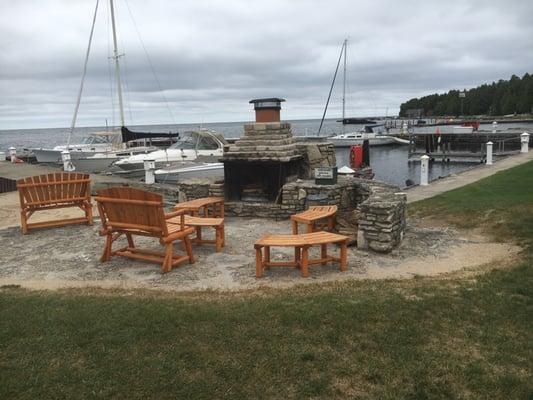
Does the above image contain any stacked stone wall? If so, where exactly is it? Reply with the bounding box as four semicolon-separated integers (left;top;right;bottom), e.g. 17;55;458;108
294;142;336;178
175;175;407;252
357;188;407;253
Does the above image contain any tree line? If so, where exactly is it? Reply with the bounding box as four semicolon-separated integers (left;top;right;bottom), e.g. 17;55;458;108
399;73;533;117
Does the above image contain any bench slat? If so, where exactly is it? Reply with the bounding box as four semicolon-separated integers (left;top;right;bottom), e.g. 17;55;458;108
291;205;338;223
24;196;89;206
256;231;348;247
17;178;91;188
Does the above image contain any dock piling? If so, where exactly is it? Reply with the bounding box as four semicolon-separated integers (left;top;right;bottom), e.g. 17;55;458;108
486;142;493;165
144;159;156;184
521;132;530;153
9;147;16;163
420;155;429;186
61;150;75;172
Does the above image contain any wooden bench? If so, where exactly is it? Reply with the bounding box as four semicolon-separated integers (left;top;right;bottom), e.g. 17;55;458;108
167;214;225;252
291;205;337;234
254;231;348;278
95;187;195;273
17;172;93;234
174;197;224;218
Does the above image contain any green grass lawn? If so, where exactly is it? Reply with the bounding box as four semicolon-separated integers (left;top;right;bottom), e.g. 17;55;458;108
1;162;533;399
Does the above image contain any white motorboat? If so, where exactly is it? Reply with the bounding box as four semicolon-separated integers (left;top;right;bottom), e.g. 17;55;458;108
69;145;158;173
32;131;122;163
154;162;224;184
328;131;398;147
114;130;226;174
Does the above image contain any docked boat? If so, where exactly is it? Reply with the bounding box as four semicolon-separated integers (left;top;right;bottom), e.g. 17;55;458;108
328;131;400;147
114;129;226;175
154;162;224;184
33;131;122;163
69;145;156;173
339;118;377;125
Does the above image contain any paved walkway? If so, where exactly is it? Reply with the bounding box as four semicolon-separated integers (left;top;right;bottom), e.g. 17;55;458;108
406;151;533;203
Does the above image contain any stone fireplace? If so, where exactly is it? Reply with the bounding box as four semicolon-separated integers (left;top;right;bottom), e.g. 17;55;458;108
221;98;304;203
175;98;407;253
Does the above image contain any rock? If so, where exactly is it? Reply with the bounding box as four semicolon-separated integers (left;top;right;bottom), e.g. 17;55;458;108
305;145;323;163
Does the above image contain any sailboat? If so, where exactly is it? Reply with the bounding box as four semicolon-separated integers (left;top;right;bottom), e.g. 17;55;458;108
34;0;180;170
318;39;404;147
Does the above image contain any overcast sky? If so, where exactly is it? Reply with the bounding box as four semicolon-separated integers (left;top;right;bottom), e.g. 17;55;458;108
1;0;532;129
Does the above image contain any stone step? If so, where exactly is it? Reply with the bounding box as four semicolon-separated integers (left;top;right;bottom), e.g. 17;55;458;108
222;150;300;159
244;122;291;131
243;129;292;136
235;137;294;146
228;144;298;152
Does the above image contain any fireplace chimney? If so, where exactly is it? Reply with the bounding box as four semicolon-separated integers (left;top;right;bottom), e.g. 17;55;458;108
249;98;285;123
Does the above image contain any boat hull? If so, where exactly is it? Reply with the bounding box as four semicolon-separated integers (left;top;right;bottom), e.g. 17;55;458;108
154;163;224;184
69;156;118;173
328;137;396;147
33;148;114;164
33;149;63;163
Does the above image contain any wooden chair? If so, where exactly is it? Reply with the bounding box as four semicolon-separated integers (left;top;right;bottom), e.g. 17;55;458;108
255;231;348;278
95;187;195;273
17;172;93;234
291;205;337;234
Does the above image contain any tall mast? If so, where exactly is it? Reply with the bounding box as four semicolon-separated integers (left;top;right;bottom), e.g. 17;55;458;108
342;38;347;121
317;39;346;135
109;0;125;127
67;0;100;147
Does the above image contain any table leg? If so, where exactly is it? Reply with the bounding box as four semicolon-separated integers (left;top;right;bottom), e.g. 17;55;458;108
340;240;347;271
264;246;270;269
215;226;222;252
301;247;309;277
321;244;328;265
255;247;263;278
292;220;298;234
328;216;335;231
196;226;202;243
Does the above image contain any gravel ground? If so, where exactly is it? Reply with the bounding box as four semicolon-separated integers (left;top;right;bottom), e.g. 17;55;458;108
0;217;520;292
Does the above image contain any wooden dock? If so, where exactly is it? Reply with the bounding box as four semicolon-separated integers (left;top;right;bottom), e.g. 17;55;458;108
407;132;524;163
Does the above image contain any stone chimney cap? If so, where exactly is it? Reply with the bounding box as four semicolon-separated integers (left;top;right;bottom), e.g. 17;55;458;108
249;98;286;110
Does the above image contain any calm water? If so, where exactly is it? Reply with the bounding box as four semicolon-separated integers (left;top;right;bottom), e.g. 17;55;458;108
1;118;530;188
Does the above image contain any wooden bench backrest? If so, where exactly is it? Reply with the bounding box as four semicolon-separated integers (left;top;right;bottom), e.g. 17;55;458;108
17;173;91;208
95;187;168;236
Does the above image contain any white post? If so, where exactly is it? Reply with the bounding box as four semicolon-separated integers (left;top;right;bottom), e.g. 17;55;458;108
9;147;17;163
486;141;493;165
521;132;530;153
144;159;156;184
492;121;498;134
420;155;429;186
61;150;75;171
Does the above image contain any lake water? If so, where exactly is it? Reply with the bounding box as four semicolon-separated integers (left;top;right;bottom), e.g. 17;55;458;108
1;118;529;188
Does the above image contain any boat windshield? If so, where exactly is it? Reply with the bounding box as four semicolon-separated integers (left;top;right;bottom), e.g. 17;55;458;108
168;132;220;150
80;135;112;144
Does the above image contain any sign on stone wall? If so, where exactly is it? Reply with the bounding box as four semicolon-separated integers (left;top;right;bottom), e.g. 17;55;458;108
315;167;333;179
314;167;338;185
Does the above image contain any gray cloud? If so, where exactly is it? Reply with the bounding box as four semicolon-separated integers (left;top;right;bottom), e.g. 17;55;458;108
1;0;532;128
